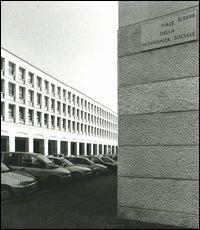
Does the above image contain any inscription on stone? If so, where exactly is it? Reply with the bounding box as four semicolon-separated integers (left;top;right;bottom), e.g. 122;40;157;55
141;11;198;51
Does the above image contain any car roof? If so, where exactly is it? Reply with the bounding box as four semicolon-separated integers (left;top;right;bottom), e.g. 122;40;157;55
48;156;63;159
2;151;39;156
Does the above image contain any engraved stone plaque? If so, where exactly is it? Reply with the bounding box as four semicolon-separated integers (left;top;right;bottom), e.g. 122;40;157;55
141;11;198;51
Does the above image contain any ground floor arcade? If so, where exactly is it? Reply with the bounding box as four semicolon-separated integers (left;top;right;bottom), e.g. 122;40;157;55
1;135;117;156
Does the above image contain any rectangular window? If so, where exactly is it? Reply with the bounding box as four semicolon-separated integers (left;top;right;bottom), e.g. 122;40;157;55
1;102;5;118
1;79;5;94
51;116;55;127
57;117;61;128
72;94;75;104
77;97;80;106
63;103;66;114
9;62;15;75
77;109;80;119
51;84;55;95
19;107;25;120
51;99;55;111
28;90;33;102
37;93;41;105
28;72;34;85
63;89;66;100
68;120;71;131
57;87;61;98
44;80;49;93
63;119;66;129
19;67;25;81
68;92;71;102
1;57;5;74
36;112;41;124
72;107;75;117
28;109;33;122
9;83;15;96
44;114;48;125
9;104;15;118
57;101;61;113
44;96;49;109
36;76;42;90
72;121;75;132
68;105;71;117
19;86;25;99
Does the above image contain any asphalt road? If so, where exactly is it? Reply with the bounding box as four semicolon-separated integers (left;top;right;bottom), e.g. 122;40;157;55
1;174;179;229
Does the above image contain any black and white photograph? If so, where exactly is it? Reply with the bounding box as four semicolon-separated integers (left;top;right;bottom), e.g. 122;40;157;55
1;1;199;229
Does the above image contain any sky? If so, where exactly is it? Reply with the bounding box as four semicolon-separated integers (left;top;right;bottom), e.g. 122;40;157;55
1;1;118;113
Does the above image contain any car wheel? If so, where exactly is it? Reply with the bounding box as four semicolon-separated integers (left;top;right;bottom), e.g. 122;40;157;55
1;186;13;200
72;172;81;181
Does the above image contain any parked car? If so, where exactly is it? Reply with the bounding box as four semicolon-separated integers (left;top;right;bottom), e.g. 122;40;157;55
103;154;118;162
87;155;118;172
48;156;92;181
66;156;109;176
1;162;37;200
1;152;71;184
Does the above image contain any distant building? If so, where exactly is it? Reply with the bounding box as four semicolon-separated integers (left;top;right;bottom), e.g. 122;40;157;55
1;47;118;156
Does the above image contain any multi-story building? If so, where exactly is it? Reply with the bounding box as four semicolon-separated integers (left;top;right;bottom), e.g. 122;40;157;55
1;47;118;156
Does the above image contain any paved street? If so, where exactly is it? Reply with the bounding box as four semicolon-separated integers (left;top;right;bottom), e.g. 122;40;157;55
1;174;179;229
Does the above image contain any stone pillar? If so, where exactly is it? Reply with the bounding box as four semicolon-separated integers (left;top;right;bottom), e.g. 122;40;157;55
44;138;49;156
77;141;79;156
68;141;71;156
84;142;87;156
29;136;33;153
91;143;93;155
118;1;199;229
57;139;60;155
102;144;104;155
9;134;15;152
114;146;117;155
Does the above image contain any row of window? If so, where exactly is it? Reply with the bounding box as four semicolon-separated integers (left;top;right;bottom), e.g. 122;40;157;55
1;57;117;123
1;103;118;140
1;85;117;130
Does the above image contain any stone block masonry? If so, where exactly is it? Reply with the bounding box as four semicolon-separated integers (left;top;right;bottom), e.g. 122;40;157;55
118;2;199;228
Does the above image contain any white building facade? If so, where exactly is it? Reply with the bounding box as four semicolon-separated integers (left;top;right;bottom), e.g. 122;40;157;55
1;47;118;156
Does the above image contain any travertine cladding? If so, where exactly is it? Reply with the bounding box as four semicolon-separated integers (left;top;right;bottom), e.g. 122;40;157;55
119;41;199;86
119;111;199;146
118;177;199;214
119;1;199;27
118;6;199;57
119;77;199;115
118;206;199;229
148;1;199;20
118;2;199;228
118;146;199;179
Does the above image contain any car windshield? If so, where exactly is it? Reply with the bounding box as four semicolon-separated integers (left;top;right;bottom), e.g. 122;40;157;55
1;162;12;173
101;157;114;163
60;159;74;166
38;155;56;164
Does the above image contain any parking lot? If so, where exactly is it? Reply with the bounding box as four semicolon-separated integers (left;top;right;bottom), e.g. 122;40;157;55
1;173;179;229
